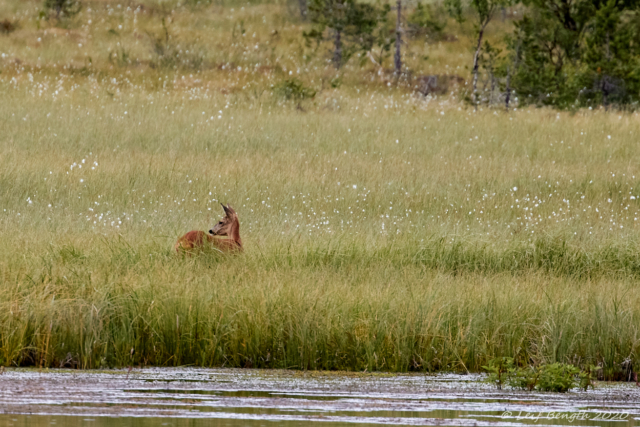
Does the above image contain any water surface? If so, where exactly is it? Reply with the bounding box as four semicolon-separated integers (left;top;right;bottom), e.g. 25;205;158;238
0;368;637;426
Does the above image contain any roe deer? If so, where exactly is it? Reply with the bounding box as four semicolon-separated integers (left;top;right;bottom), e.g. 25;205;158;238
175;204;243;253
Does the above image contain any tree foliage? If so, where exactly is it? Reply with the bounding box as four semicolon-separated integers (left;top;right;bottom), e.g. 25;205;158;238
43;0;82;19
507;0;640;108
304;0;389;68
406;2;447;40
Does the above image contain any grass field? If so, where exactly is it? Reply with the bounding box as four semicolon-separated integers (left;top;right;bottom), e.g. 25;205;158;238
0;0;639;378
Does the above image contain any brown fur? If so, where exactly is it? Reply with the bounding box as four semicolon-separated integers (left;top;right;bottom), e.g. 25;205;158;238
174;204;242;254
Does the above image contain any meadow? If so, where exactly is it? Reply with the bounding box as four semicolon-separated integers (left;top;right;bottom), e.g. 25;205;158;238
0;0;639;379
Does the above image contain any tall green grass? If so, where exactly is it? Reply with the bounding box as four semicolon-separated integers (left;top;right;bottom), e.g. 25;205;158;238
1;2;640;376
1;238;638;378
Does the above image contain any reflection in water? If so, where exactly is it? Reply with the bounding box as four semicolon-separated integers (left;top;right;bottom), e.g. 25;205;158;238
0;368;637;426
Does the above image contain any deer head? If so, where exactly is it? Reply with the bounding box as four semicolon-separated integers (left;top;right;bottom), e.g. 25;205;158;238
209;204;238;237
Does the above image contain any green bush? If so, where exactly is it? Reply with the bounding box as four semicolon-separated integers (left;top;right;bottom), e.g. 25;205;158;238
507;366;540;391
406;2;446;40
482;357;514;390
485;361;594;392
537;363;580;392
272;78;316;100
42;0;81;19
0;19;18;34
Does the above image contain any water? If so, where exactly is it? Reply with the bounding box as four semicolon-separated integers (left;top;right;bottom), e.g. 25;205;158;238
0;368;637;426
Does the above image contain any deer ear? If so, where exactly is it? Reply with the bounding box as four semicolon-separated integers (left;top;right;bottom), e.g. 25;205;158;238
221;203;230;215
227;204;236;215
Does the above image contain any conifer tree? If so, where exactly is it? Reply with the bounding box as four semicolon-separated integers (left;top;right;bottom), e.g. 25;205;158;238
583;0;637;107
305;0;385;69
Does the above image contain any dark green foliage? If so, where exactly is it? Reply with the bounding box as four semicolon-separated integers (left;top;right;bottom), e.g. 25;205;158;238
273;78;317;100
470;0;506;24
507;366;540;391
444;0;464;23
367;10;395;67
507;0;640;108
508;13;570;107
0;19;18;34
537;363;580;392
485;360;596;392
305;0;389;68
482;357;514;389
406;2;446;40
43;0;81;19
506;4;595;108
580;0;640;107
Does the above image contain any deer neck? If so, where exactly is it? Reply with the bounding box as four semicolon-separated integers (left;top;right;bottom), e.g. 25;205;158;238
230;218;242;248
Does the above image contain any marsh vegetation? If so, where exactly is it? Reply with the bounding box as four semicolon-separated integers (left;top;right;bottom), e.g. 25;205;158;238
0;0;638;378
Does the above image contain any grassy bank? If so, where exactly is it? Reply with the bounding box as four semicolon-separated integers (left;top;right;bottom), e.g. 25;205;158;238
2;249;639;378
1;86;639;377
0;0;639;377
